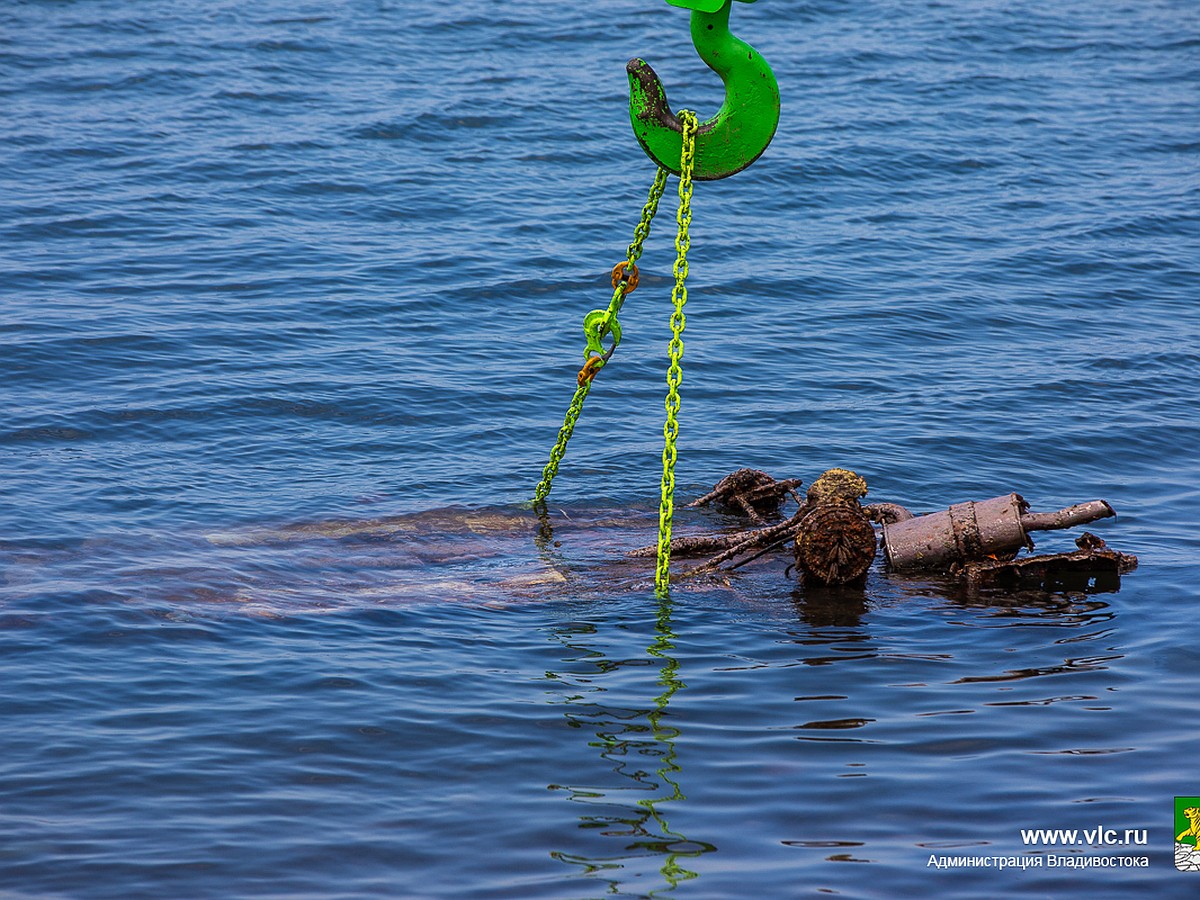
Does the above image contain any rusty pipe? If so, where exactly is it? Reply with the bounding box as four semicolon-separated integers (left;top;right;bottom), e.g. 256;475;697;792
1020;500;1114;532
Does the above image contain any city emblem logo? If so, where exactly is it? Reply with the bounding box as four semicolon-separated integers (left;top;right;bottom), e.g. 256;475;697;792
1175;797;1200;872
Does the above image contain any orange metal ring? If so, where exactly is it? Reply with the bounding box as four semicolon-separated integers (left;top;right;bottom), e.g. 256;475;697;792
611;261;639;293
577;356;605;387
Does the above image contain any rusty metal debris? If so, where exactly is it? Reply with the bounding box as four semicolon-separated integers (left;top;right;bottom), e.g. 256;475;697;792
631;468;805;570
685;467;802;523
792;469;876;586
638;469;1136;593
635;467;878;585
879;493;1116;572
953;533;1138;592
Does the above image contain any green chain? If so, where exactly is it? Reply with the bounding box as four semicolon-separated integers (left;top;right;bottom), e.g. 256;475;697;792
655;110;697;595
533;169;669;505
533;378;589;505
583;167;669;365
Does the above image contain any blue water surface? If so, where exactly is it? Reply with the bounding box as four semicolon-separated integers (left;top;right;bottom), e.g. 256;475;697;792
2;0;1199;897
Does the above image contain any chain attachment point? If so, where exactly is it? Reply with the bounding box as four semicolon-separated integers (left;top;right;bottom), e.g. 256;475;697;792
610;261;640;293
577;356;605;387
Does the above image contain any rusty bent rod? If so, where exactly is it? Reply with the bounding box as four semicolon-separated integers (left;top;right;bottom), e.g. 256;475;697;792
880;494;1115;572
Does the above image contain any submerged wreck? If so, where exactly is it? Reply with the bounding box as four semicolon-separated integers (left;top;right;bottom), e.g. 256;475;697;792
639;468;1137;593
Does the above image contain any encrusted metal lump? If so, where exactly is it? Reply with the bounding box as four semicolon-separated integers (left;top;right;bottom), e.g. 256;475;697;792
792;469;876;586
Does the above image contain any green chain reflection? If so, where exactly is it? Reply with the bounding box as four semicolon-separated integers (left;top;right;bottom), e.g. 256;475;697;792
549;593;714;894
638;593;703;891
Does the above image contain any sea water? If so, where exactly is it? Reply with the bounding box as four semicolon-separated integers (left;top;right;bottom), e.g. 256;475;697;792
2;1;1198;896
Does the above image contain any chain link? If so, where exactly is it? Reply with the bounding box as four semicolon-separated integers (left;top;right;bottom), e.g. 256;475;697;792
655;110;698;595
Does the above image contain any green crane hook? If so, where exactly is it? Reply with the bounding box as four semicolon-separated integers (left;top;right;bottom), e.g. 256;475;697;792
627;0;780;181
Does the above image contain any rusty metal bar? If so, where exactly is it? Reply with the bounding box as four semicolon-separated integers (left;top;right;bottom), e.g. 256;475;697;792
1020;500;1114;533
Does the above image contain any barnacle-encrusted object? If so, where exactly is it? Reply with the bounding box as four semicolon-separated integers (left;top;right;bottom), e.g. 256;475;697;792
792;469;877;586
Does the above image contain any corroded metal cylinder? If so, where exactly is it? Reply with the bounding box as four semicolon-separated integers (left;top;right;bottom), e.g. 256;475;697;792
880;493;1116;571
881;494;1029;571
